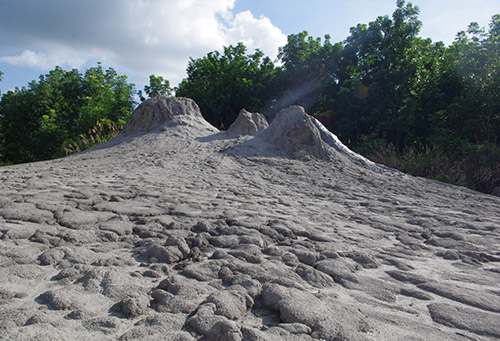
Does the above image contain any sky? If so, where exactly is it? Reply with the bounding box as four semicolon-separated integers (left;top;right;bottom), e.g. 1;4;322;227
0;0;499;95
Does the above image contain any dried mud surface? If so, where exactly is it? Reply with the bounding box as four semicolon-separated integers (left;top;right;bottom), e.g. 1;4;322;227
1;98;499;340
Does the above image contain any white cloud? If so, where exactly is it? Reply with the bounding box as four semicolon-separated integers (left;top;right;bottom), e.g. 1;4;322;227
0;0;287;87
224;11;287;60
0;50;52;69
0;49;89;70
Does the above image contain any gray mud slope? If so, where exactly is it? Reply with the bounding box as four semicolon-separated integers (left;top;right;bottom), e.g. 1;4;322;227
1;96;500;340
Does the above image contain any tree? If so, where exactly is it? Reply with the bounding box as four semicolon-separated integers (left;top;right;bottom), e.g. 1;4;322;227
139;75;172;101
0;87;40;163
176;42;279;128
440;16;500;147
0;64;136;164
325;8;500;194
276;32;342;114
77;64;136;134
322;0;430;151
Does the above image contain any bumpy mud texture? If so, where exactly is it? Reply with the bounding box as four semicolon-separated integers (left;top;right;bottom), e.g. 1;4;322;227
1;96;500;340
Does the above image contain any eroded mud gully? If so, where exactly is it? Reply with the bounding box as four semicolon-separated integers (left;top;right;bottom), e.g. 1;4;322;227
1;97;499;340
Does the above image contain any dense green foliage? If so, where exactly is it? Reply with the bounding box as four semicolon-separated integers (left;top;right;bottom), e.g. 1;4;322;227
0;64;136;164
176;43;278;128
63;120;124;156
176;1;500;194
139;74;173;101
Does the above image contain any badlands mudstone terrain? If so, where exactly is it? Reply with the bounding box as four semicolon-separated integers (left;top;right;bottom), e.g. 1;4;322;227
1;96;500;340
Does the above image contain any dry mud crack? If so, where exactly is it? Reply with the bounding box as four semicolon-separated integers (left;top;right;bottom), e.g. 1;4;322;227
1;97;499;340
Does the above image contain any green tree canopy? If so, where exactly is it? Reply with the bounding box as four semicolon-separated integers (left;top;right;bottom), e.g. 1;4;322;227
0;64;136;164
276;31;342;113
327;0;426;150
139;74;172;101
437;16;500;147
176;42;279;128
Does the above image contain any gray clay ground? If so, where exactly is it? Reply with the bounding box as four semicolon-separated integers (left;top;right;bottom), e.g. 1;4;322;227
1;97;500;340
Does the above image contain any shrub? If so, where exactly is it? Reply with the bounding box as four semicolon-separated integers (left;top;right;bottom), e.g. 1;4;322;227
365;142;500;196
63;120;124;155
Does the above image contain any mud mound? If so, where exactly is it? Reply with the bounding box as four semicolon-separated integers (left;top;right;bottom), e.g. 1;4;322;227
259;106;335;160
223;106;335;160
224;106;388;173
227;109;268;137
225;105;371;166
120;96;218;137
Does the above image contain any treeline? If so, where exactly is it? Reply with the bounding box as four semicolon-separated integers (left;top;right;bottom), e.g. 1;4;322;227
0;64;136;164
1;0;499;195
